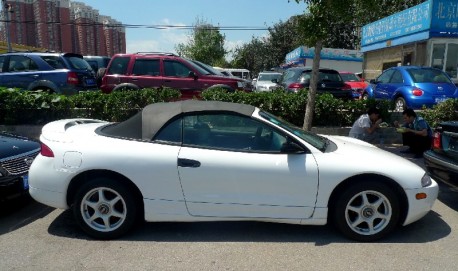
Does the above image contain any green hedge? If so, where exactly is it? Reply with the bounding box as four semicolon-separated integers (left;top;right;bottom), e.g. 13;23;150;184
0;87;456;128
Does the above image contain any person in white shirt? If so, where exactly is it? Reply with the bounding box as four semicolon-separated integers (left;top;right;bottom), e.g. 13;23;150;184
349;107;382;143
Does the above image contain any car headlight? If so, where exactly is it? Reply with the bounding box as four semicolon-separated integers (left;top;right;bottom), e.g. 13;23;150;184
421;173;432;187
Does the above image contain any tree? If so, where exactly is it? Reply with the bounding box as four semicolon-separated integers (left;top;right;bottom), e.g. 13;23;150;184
294;0;427;130
231;17;304;75
175;18;227;65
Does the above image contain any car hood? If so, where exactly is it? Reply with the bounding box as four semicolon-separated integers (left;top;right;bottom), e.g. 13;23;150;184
0;133;40;159
315;135;426;188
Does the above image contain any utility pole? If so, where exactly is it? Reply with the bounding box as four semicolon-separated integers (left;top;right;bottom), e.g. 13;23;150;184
2;0;13;52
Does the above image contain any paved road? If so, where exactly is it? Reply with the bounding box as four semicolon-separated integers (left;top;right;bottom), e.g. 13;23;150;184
1;145;457;271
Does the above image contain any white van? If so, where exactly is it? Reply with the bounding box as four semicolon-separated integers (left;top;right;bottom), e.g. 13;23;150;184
213;67;251;80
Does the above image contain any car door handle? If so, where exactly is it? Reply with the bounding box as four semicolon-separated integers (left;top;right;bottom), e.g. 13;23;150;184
31;75;40;78
164;80;172;82
178;158;201;168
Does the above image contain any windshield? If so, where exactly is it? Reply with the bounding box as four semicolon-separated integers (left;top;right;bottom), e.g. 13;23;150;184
66;56;93;70
182;58;211;75
191;60;225;76
340;73;360;82
407;69;453;83
258;73;282;82
259;110;328;151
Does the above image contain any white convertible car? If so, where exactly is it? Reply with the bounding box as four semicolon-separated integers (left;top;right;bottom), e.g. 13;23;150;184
29;100;438;241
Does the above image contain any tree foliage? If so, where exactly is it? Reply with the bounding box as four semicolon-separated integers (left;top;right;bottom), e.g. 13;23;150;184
175;18;227;65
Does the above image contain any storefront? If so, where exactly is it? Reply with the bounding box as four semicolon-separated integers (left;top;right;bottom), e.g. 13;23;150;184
361;0;458;83
284;46;363;73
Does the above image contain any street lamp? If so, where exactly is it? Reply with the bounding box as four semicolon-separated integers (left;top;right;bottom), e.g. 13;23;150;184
2;0;13;52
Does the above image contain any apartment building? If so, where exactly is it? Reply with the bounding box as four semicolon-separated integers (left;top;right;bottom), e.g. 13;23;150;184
0;0;125;56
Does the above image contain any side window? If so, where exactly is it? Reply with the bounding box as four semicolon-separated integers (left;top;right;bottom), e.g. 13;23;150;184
154;118;182;144
164;60;192;77
107;57;130;75
182;113;287;152
8;55;30;72
0;56;5;72
377;69;395;83
390;70;403;83
42;56;65;69
132;59;160;76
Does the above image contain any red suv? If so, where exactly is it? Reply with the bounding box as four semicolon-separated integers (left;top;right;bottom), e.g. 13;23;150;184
100;53;251;99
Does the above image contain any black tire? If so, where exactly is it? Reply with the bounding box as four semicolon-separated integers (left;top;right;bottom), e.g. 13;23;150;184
362;93;369;100
333;181;400;242
72;178;139;240
394;97;406;112
113;84;139;92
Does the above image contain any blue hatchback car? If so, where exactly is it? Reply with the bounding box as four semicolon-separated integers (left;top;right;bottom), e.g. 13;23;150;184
363;66;458;111
0;52;97;95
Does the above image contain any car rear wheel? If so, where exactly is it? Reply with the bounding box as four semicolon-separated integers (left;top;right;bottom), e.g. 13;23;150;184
73;178;138;239
333;181;400;242
394;97;406;112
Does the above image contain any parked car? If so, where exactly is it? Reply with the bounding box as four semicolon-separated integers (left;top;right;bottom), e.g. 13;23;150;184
29;100;438;241
424;121;458;188
100;53;252;99
0;132;40;202
191;60;253;91
363;66;458;111
254;71;282;92
0;52;97;94
83;55;111;87
276;67;353;99
339;71;368;99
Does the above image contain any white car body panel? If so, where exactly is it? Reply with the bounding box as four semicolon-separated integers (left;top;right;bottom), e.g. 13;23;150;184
29;109;438;230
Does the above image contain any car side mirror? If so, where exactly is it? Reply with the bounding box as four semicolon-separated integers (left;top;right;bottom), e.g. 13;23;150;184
280;141;305;154
188;71;197;79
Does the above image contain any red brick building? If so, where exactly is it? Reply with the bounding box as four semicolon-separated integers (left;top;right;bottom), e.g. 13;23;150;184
0;0;125;56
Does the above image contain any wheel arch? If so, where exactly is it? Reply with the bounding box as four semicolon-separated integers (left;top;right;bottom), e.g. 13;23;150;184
327;174;408;225
66;169;144;214
207;84;235;92
113;83;140;91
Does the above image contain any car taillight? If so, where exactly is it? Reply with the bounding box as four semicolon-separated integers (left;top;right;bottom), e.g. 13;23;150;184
412;88;423;96
288;83;303;90
67;72;79;85
41;143;54;157
341;83;352;90
432;131;441;149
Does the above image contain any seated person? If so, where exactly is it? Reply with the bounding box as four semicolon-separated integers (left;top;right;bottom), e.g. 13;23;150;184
394;108;432;158
349;107;382;143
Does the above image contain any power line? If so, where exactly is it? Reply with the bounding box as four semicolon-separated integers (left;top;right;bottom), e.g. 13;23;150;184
0;19;270;31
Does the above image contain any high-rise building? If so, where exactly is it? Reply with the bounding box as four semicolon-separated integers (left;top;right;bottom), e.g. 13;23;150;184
0;0;125;56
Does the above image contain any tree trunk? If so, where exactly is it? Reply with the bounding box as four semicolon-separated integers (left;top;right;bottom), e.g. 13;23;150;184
302;40;323;131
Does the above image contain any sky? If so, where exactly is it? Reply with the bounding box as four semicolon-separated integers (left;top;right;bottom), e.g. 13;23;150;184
78;0;306;57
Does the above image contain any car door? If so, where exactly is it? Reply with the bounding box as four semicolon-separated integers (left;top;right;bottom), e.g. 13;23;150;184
3;55;40;90
176;113;319;219
130;58;163;88
386;70;405;99
163;60;201;99
372;69;395;99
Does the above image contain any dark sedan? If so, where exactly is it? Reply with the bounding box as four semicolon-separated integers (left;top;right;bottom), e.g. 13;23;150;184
424;121;458;188
0;132;40;202
276;67;353;99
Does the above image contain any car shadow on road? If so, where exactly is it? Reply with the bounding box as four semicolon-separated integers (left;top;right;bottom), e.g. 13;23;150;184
47;209;449;245
0;198;54;236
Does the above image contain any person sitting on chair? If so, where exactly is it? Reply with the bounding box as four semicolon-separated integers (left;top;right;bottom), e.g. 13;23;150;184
394;108;432;158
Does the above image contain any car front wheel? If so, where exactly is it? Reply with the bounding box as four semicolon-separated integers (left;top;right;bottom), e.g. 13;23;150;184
333;181;400;242
73;178;138;239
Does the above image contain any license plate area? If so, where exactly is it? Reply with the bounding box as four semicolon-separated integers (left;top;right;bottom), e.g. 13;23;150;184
23;175;29;190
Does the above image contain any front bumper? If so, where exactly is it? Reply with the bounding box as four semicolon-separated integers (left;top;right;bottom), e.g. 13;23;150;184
424;150;458;188
0;175;29;202
403;179;439;226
